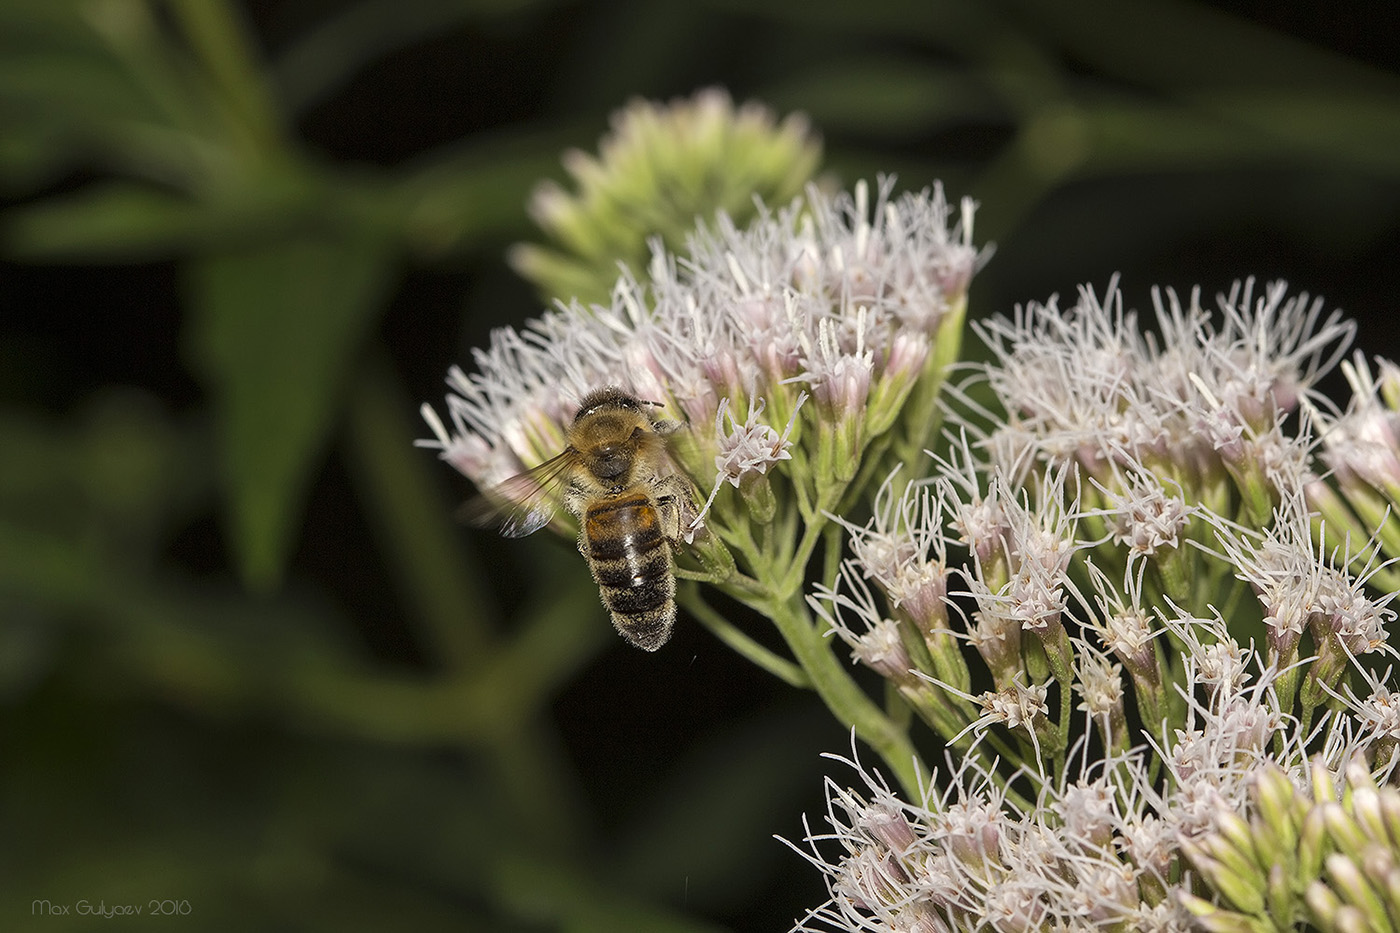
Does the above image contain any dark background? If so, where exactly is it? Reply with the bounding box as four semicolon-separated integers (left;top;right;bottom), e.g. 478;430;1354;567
3;1;1399;930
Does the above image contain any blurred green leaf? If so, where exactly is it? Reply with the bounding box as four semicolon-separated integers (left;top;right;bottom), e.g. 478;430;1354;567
1201;91;1400;176
3;169;337;261
164;0;285;157
344;355;499;667
0;1;230;160
5;184;214;260
699;0;989;47
1037;93;1400;181
2;2;1396;931
383;139;566;259
0;599;56;700
0;696;529;932
184;234;394;592
0;53;159;124
0;50;218;193
73;389;205;552
0;391;203;559
4;141;557;262
1024;0;1400;96
767;58;1000;136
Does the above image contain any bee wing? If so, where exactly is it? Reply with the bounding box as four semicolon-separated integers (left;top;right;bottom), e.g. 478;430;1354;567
460;449;579;538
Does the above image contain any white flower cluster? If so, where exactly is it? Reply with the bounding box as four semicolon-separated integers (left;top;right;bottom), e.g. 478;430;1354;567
966;277;1354;515
1316;354;1400;494
420;178;981;503
1307;351;1400;595
796;279;1400;932
794;619;1295;933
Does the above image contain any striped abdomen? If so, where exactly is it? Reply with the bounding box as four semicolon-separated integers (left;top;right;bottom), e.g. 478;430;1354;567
582;491;676;651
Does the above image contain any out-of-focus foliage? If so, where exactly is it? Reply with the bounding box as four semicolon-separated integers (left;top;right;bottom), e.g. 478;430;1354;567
1;0;1397;930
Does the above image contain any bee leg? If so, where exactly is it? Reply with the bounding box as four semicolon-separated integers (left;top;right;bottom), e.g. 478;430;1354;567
655;494;680;543
653;474;698;543
676;481;701;537
563;482;591;557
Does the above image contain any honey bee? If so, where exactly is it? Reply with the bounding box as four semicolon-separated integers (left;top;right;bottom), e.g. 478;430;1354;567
470;387;697;651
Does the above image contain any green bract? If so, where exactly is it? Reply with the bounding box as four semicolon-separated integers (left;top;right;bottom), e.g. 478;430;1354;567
510;88;824;306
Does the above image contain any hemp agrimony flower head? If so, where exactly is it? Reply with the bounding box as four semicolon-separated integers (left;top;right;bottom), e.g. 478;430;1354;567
509;87;823;306
1308;352;1400;593
422;175;981;710
964;277;1355;524
423;177;977;508
794;280;1400;932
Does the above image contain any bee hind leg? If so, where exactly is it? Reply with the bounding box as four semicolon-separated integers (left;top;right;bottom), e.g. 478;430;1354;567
653;474;699;543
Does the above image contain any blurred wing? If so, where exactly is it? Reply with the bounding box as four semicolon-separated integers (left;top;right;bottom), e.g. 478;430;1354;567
460;449;579;538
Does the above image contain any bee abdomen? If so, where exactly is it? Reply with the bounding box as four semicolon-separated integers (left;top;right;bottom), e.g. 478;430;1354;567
584;494;676;651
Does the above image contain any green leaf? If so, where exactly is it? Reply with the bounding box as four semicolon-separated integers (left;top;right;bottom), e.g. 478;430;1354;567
184;234;394;591
767;58;998;136
0;54;156;124
4;183;209;260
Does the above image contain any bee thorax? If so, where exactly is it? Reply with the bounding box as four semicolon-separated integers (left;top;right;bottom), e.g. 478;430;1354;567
590;445;630;480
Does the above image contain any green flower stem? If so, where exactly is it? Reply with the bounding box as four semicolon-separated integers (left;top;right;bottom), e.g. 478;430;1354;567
1343;481;1400;561
775;487;847;600
1212;575;1253;639
904;681;976;747
1310;483;1374;555
691;465;925;791
678;584;809;688
891;296;966;471
788;447;820;525
885;682;913;730
705;510;756;568
1310;483;1400;592
1155;545;1195;616
834;431;897;520
757;587;924;798
674;558;760;593
821;521;845;593
1055;668;1073;771
940;718;1035;813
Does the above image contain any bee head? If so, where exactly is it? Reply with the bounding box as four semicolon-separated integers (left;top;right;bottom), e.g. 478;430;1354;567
571;387;655;484
573;386;646;422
